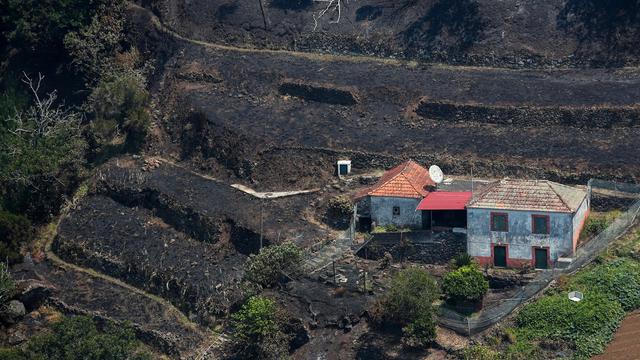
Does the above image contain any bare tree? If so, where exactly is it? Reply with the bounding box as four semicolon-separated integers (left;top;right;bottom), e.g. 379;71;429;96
313;0;354;30
7;72;81;146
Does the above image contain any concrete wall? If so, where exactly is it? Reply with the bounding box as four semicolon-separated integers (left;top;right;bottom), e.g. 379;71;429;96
572;197;590;251
467;208;574;266
370;196;422;228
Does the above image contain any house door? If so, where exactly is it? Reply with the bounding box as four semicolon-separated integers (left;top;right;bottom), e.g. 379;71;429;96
534;248;549;269
421;211;431;230
339;164;349;175
494;245;507;267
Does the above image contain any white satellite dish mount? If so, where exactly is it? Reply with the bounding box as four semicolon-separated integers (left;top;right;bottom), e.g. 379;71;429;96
429;165;444;184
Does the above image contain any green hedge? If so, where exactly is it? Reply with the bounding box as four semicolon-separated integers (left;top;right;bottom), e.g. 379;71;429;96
516;292;624;359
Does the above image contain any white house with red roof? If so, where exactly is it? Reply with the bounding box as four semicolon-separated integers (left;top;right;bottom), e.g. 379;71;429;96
355;160;436;228
466;179;590;269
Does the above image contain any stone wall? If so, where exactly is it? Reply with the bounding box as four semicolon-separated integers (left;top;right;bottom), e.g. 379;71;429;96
356;232;466;264
416;100;640;128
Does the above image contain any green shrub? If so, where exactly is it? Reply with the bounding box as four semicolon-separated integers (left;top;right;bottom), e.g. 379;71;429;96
0;263;16;306
451;253;474;269
460;345;499;360
88;71;150;154
245;243;304;287
401;311;436;348
231;296;289;360
568;258;640;311
21;316;151;360
375;268;438;347
516;292;624;359
442;265;488;303
0;211;32;264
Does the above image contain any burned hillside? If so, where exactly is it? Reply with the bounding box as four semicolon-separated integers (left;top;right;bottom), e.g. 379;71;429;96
151;42;640;189
143;0;640;67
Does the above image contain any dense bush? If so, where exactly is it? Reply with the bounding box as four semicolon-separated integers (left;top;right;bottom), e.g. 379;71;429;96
231;296;290;360
516;292;624;359
442;265;488;303
374;268;438;347
568;258;640;311
3;315;152;360
0;211;32;264
88;71;150;155
245;243;304;287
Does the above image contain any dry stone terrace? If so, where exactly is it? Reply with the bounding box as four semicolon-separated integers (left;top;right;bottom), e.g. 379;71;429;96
96;158;329;249
54;195;248;325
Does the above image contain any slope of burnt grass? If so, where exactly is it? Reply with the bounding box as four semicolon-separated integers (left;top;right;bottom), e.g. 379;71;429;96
159;45;640;184
416;100;640;128
144;0;640;67
53;195;248;325
96;158;328;249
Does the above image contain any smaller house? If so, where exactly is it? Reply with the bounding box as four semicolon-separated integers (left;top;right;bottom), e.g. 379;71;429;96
355;160;435;229
466;179;590;269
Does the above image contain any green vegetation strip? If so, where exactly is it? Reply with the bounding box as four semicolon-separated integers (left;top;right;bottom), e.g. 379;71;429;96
461;228;640;360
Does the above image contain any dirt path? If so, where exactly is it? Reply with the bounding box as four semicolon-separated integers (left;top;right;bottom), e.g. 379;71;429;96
592;311;640;360
230;183;320;198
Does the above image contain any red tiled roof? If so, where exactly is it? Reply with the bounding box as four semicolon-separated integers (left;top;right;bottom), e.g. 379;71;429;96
416;192;473;210
356;160;435;199
466;179;587;213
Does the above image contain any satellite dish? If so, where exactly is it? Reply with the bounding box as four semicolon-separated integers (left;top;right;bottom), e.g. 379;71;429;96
429;165;444;184
568;291;583;302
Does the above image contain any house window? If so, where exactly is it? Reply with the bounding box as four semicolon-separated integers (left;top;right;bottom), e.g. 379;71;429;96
392;206;400;216
532;215;550;234
491;213;508;232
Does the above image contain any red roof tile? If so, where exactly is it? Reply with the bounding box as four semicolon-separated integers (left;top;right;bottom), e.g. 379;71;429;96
467;179;587;213
416;192;473;210
357;160;435;199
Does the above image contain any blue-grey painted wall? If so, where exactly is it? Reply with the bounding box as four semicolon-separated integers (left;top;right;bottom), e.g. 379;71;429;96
370;196;422;228
467;208;574;262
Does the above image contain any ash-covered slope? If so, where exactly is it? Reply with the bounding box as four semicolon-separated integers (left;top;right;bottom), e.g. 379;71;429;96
143;0;640;67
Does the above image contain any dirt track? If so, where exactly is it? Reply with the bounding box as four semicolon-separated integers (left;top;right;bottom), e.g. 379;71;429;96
592;311;640;360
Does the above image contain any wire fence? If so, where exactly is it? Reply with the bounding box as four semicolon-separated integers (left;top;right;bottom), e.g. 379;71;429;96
437;179;640;335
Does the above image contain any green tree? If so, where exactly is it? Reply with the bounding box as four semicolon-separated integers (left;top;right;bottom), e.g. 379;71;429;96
63;1;126;83
232;296;290;360
245;243;304;287
1;0;110;53
0;74;86;222
442;264;488;303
